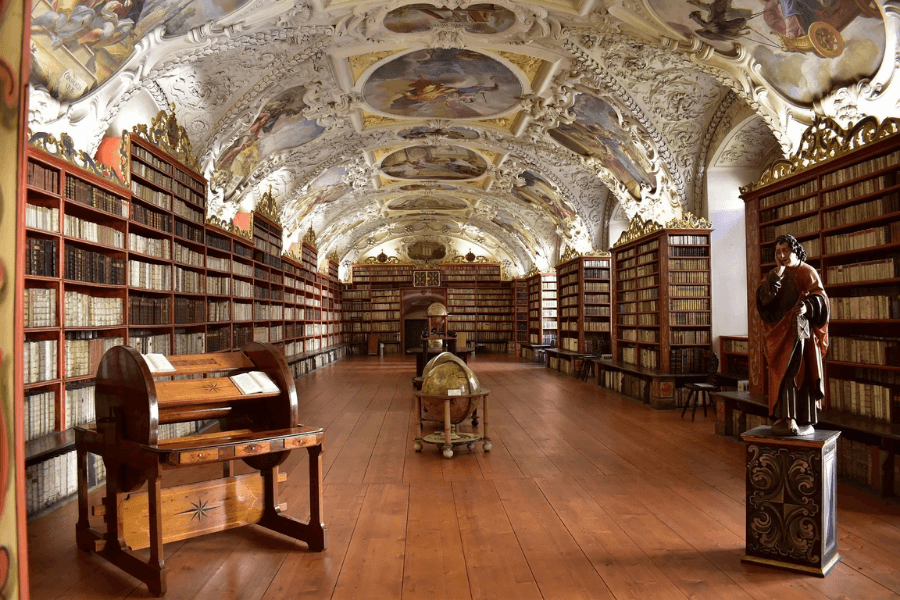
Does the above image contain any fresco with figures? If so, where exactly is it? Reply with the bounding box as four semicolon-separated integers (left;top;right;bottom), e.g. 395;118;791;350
386;195;469;211
380;145;487;180
549;93;652;199
285;166;351;227
647;0;884;104
30;0;253;102
213;85;324;201
492;207;546;253
514;170;575;223
397;183;459;191
363;48;522;119
384;3;516;34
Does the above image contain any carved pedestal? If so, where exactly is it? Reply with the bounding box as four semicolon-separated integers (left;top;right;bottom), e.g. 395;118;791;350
740;426;841;576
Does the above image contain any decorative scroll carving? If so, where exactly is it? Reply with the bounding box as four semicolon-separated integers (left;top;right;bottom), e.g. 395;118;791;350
255;187;280;226
665;212;712;230
28;130;126;187
327;250;340;263
303;225;318;248
132;103;200;171
613;214;664;247
744;116;900;192
559;245;580;262
443;252;491;264
526;266;541;277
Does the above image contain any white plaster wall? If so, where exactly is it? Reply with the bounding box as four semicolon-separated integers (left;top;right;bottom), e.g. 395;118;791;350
707;166;763;352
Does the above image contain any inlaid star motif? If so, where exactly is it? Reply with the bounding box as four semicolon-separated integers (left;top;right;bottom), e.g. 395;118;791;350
203;382;223;393
176;498;221;522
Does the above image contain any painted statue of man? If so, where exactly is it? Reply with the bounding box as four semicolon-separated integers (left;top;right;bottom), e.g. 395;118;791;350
756;234;829;436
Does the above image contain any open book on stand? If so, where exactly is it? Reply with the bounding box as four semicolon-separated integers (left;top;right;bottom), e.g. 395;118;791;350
230;371;280;395
142;354;176;373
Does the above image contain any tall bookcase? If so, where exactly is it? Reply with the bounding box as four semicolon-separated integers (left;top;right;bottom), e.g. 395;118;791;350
343;264;414;354
611;222;712;373
740;117;900;496
526;272;557;347
555;254;612;354
514;279;528;346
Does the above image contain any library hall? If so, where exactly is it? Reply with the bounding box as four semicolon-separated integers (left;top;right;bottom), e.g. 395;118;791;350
4;0;900;598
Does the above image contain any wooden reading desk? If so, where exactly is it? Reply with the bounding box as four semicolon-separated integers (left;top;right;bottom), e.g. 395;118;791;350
75;342;327;596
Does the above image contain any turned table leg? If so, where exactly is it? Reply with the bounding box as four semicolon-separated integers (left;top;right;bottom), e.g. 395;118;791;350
414;395;423;451
482;394;491;452
443;398;453;458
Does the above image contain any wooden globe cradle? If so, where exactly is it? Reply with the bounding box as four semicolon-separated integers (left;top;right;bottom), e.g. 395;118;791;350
73;342;327;596
413;389;491;458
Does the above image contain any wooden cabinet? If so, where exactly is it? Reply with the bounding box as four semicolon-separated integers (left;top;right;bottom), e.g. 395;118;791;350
719;335;749;379
527;272;557;347
514;279;528;345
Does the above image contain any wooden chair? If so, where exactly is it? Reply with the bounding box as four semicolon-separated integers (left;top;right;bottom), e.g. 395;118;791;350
681;352;720;421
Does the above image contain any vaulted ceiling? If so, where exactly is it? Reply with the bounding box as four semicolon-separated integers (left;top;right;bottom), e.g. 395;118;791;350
27;0;894;278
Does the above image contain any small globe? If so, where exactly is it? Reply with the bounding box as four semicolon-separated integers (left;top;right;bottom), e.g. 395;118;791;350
426;302;448;317
420;352;481;423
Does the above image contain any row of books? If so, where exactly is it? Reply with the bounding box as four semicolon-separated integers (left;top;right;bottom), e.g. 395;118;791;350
822;173;895;206
129;295;170;325
825;256;897;284
670;329;711;345
65;246;125;285
65;334;123;378
759;196;818;224
208;299;230;322
131;178;172;211
759;180;818;208
824;222;900;254
761;215;818;242
174;331;206;355
26;450;77;516
64;292;123;327
24;390;55;441
670;346;707;373
65;214;123;248
129;260;172;290
828;377;896;423
668;258;709;270
636;252;657;266
64;380;96;429
831;293;900;320
23;339;57;384
670;312;710;325
669;271;709;283
174;296;205;324
129;330;171;355
670;285;709;297
66;177;129;218
27;160;60;193
174;266;204;294
175;242;204;267
822;193;900;229
26;204;59;232
670;298;710;311
175;220;203;243
129;231;170;259
25;237;57;277
24;287;56;328
132;204;171;232
830;336;900;366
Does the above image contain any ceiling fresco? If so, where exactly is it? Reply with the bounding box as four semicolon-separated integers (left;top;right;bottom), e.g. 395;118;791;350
380;145;488;181
648;0;885;104
362;48;523;119
25;0;900;279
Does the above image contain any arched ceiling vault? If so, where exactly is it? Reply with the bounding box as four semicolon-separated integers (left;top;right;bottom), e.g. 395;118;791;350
27;0;899;278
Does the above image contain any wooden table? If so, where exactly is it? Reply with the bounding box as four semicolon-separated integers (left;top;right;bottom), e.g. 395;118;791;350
591;359;705;409
413;389;491;459
545;349;591;376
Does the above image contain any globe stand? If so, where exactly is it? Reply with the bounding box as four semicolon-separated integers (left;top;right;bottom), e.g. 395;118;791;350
413;390;491;459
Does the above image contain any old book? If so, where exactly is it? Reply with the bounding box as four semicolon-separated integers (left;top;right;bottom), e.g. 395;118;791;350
230;371;279;395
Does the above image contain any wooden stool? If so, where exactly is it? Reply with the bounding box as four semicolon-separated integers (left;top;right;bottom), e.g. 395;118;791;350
681;352;720;421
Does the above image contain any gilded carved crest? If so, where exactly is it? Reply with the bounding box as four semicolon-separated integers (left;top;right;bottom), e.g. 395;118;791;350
132;103;200;171
364;251;402;264
526;266;541;277
206;215;252;241
255;187;280;226
327;250;340;263
744;116;900;192
665;212;712;230
303;225;318;248
559;245;580;262
28;130;126;187
613;215;664;247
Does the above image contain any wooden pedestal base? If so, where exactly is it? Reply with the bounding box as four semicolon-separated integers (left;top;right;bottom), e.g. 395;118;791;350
740;426;841;577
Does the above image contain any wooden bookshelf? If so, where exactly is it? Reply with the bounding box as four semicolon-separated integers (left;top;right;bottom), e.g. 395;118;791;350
525;272;557;350
719;335;749;380
556;255;612;355
602;218;712;408
740;117;900;495
514;279;528;346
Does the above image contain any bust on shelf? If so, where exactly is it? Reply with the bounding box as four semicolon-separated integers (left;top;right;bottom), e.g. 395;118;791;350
755;234;830;436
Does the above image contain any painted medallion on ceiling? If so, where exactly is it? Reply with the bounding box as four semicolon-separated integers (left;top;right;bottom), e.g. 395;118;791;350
406;240;447;261
380;146;487;180
286;166;351;226
398;183;459;191
648;0;884;104
362;48;522;119
30;0;253;102
492;208;544;254
514;171;575;223
386;195;469;211
213;85;324;200
549;94;652;199
383;3;516;34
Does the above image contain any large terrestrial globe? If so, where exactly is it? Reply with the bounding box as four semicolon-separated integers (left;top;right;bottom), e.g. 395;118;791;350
420;352;481;423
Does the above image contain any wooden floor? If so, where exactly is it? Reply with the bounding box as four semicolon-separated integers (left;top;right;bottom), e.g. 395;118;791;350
27;354;900;599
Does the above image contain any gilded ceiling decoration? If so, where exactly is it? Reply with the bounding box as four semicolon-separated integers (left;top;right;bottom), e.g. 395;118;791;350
25;0;900;280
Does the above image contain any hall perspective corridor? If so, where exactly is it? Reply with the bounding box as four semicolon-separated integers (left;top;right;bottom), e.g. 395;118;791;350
26;354;900;599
